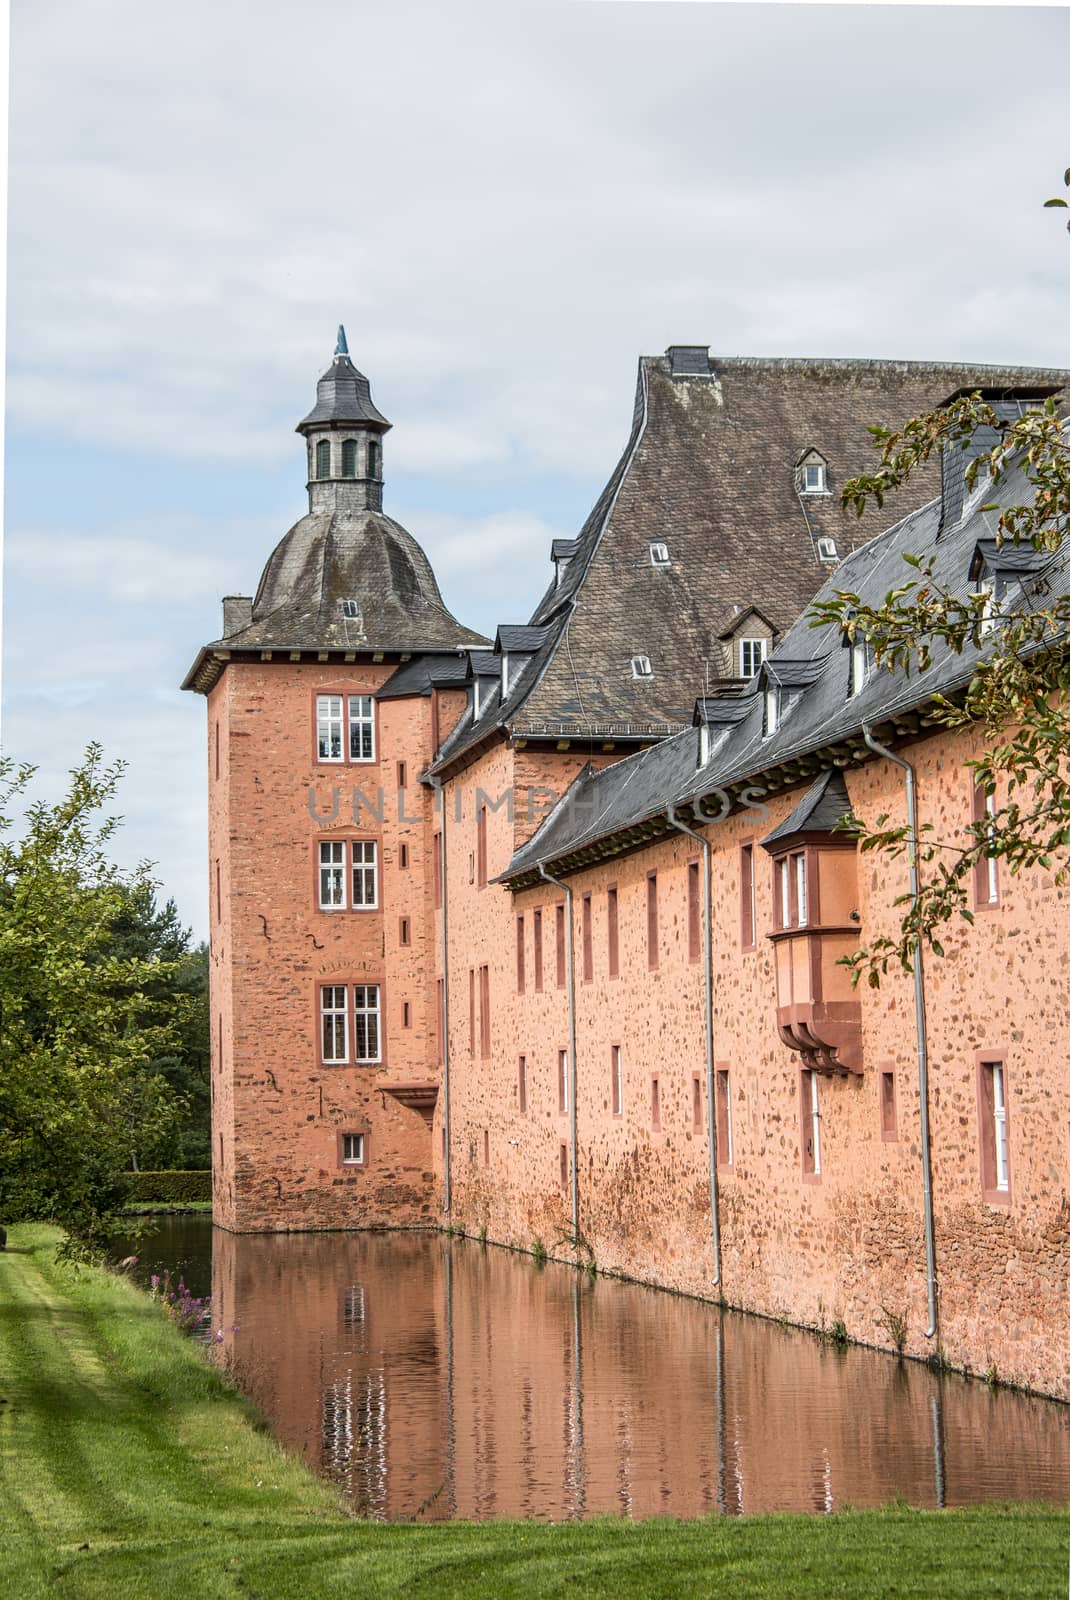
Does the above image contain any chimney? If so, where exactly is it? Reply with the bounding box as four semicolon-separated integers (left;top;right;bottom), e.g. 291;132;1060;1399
666;345;712;377
222;595;253;636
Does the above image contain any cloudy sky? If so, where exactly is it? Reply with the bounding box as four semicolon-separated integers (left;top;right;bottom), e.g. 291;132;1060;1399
4;1;1069;939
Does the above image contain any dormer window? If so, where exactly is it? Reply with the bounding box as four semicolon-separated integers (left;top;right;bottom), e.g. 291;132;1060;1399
472;680;483;720
800;459;827;494
763;686;779;737
341;439;358;478
698;722;711;767
316;439;331;479
340;599;361;621
977;572;1006;636
501;653;510;696
631;655;653;680
817;537;838;562
849;638;873;697
740;638;767;679
650;542;671;568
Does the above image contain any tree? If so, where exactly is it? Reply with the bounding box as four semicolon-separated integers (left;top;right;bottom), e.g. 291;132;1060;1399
106;884;211;1169
810;377;1070;985
0;746;190;1248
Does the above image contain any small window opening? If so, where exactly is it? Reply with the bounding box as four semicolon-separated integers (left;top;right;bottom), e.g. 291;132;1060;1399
763;686;779;737
817;537;838;561
631;654;653;680
367;440;380;478
340;599;361;620
739;638;767;679
316;439;331;479
651;1076;661;1132
342;1133;365;1166
801;461;826;494
341;438;358;478
649;541;670;568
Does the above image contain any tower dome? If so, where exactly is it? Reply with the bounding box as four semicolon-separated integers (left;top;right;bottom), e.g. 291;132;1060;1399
185;330;486;671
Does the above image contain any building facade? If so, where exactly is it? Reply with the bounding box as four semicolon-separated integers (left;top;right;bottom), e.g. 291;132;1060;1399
185;334;1070;1396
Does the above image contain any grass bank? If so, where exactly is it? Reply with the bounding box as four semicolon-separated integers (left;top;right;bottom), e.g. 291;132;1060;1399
1;1224;1066;1600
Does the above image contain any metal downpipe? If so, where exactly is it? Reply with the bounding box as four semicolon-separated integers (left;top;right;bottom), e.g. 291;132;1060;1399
539;862;579;1244
666;805;722;1288
432;777;452;1213
862;726;938;1341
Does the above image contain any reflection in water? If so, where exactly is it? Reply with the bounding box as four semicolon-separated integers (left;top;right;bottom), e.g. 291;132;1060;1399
128;1217;1070;1523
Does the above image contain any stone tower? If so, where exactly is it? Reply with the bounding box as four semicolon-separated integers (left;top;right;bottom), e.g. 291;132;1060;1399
184;331;487;1231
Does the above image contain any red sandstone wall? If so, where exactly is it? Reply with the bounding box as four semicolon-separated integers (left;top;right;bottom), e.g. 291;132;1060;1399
441;730;1070;1398
209;661;440;1232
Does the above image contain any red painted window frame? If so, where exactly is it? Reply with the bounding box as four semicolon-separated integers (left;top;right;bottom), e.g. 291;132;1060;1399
607;884;619;977
740;840;756;950
976;1048;1012;1207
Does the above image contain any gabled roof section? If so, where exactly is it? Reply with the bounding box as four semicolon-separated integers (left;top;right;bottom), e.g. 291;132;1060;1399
500;425;1070;888
760;769;856;851
717;605;780;641
693;696;750;728
495;624;550;655
510;352;1069;744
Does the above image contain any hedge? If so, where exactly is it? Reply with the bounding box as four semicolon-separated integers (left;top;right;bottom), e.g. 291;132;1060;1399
124;1170;212;1204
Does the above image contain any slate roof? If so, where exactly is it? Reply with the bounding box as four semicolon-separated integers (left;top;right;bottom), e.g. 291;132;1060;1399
297;351;392;433
499;430;1067;886
377;653;471;699
432;349;1067;771
760;769;855;850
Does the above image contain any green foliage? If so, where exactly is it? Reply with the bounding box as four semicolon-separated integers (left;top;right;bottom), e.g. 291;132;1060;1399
879;1306;909;1354
124;1170;212;1204
808;177;1070;982
531;1236;548;1265
0;747;192;1247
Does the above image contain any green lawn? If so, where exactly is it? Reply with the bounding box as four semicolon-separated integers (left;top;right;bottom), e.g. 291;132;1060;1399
1;1224;1067;1599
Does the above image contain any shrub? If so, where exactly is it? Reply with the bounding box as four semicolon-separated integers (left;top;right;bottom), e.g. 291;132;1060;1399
124;1170;211;1204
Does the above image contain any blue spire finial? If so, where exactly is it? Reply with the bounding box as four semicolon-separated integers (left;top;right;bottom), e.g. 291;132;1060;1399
334;324;349;358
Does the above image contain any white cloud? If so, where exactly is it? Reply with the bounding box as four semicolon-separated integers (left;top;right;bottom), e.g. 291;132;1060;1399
7;0;1070;933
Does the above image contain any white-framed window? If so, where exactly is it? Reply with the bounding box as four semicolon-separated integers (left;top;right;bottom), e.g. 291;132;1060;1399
778;856;790;927
317;695;345;762
763;685;779;737
631;655;653;680
740;638;767;679
649;541;670;567
817;537;838;562
991;1062;1008;1191
353;985;381;1064
349;695;375;761
801;461;826;494
340;599;361;620
321;985;349;1064
342;1133;365;1166
318;841;346;909
849;639;872;697
351;841;378;909
984;790;999;906
793;851;807;926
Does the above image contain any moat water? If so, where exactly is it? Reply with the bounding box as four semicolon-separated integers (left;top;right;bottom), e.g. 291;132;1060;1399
115;1214;1070;1522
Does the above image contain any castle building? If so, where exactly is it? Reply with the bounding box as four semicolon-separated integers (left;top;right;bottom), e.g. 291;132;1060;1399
186;333;1070;1395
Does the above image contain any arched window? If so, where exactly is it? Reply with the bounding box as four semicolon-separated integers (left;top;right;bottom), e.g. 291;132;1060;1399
316;439;331;479
367;440;380;479
341;439;357;478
